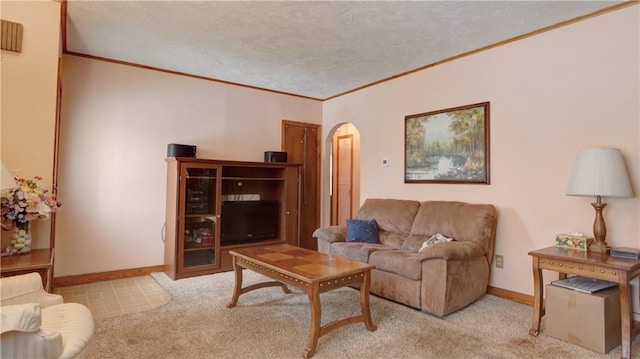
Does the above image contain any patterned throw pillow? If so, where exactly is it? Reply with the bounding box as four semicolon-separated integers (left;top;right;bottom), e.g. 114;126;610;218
419;233;454;252
346;219;379;244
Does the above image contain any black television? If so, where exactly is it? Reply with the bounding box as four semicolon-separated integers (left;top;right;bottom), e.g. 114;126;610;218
220;200;279;243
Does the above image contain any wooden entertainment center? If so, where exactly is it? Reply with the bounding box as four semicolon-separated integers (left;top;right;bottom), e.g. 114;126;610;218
164;158;301;280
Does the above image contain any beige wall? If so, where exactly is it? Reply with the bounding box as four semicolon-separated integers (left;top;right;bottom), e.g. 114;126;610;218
0;0;60;249
322;5;639;297
57;55;322;276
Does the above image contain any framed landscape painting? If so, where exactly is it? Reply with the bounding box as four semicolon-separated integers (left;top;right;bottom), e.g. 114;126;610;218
405;102;490;184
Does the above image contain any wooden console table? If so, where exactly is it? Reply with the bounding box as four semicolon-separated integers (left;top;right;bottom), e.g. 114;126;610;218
0;248;54;292
529;246;640;359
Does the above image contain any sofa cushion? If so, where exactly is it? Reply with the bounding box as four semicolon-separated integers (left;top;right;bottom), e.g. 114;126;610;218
401;234;430;252
368;250;423;280
329;242;387;263
379;231;408;249
356;199;420;235
410;201;497;262
346;219;379;244
402;233;455;252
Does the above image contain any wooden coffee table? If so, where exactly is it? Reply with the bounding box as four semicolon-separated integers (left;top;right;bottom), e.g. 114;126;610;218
227;244;377;358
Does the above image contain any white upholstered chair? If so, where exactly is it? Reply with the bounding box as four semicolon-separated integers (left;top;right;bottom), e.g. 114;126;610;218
0;272;94;359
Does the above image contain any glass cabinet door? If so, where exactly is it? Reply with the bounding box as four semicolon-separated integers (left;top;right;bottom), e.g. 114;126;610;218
179;165;220;271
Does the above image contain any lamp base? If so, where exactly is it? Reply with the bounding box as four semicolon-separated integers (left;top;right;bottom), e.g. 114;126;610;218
589;240;610;254
589;197;610;254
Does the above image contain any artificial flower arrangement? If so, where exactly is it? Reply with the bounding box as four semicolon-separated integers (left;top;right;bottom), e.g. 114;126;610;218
1;176;61;254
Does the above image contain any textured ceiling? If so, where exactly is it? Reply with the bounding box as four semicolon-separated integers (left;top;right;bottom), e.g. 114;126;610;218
65;1;624;100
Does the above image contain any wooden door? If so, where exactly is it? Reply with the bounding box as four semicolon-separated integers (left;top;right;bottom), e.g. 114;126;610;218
284;166;300;246
335;134;353;225
282;120;320;250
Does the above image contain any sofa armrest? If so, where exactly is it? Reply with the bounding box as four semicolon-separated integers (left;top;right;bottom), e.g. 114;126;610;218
312;225;346;244
0;273;63;308
417;241;486;261
0;303;64;359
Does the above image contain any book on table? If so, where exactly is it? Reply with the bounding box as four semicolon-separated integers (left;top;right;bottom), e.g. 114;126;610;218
551;276;618;294
610;247;640;260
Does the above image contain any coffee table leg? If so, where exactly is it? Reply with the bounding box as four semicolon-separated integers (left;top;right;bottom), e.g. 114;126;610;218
227;256;243;308
303;284;321;359
360;270;377;331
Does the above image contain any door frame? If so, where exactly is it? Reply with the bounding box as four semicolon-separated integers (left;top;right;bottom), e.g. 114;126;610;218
333;134;354;225
281;119;322;245
325;123;360;228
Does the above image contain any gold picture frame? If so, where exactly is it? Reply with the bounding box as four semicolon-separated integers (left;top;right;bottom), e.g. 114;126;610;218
405;102;490;184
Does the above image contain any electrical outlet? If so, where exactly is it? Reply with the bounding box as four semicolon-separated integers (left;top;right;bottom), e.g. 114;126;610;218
495;255;504;269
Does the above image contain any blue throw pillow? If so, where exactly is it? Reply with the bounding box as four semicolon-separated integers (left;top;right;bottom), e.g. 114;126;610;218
346;219;379;244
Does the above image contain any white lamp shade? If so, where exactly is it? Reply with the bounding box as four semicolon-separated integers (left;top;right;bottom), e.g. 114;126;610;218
566;148;633;197
1;162;16;191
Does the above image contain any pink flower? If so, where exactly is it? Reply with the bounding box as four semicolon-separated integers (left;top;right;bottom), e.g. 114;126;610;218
1;176;61;224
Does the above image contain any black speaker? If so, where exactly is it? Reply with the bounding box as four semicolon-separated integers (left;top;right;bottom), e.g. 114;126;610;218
264;151;287;163
167;143;196;158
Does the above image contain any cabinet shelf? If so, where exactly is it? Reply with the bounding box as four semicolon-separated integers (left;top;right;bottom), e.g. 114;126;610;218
222;177;285;181
186;176;217;180
184;214;218;219
184;243;216;251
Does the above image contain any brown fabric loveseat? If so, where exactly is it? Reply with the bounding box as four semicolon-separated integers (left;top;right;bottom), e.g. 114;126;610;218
312;198;498;317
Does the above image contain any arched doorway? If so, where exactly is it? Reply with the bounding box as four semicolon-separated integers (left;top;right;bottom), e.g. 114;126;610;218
329;123;361;226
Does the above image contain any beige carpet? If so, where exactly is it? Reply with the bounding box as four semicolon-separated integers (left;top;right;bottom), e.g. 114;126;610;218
87;270;640;358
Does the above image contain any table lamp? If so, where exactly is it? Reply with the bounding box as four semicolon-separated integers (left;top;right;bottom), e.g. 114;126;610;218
1;162;17;230
1;162;15;192
566;148;633;253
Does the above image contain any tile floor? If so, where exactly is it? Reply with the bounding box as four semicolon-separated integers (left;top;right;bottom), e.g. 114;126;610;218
53;275;171;320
